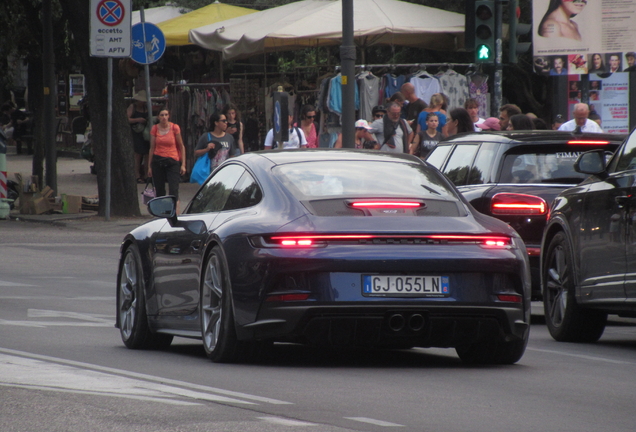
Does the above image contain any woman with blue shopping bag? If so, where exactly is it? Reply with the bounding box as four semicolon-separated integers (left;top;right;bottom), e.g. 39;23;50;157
191;112;237;185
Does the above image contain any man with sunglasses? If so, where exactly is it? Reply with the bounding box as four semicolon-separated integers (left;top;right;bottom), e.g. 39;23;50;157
369;102;413;153
372;105;386;120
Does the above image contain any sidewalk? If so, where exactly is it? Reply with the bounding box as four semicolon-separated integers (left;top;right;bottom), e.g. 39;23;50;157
1;145;199;234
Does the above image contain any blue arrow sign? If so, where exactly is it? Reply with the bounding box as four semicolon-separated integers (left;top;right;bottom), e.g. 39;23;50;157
131;22;166;65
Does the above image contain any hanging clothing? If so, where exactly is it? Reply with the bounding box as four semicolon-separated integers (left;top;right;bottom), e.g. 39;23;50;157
327;74;360;115
383;74;406;99
357;71;381;122
409;74;441;107
437;69;469;110
469;74;490;119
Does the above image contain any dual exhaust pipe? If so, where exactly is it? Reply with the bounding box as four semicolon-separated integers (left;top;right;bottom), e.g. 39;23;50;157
388;313;425;332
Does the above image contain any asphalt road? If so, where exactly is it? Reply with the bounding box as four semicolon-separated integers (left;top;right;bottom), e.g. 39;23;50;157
1;222;636;432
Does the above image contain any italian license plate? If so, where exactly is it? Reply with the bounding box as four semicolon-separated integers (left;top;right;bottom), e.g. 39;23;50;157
363;275;450;297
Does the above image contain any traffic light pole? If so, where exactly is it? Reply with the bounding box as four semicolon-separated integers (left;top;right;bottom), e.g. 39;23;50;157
493;0;503;117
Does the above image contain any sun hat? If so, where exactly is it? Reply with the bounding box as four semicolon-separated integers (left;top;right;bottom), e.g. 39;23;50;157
132;90;147;102
476;117;501;131
355;119;373;130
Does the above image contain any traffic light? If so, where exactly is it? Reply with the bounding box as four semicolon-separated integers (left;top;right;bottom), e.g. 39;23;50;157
473;0;495;64
508;0;532;63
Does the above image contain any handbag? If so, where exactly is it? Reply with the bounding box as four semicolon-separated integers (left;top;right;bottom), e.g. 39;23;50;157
141;179;156;205
190;153;211;185
131;122;145;133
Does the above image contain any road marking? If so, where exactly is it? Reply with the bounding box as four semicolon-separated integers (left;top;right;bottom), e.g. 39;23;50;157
527;347;635;365
258;417;316;426
0;309;115;328
0;348;293;406
345;417;404;427
0;383;200;406
0;280;35;287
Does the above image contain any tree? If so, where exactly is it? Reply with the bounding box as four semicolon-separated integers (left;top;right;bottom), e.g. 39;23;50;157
56;0;141;217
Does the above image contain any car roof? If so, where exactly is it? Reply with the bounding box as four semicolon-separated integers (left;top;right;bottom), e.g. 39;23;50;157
252;148;423;165
440;130;626;145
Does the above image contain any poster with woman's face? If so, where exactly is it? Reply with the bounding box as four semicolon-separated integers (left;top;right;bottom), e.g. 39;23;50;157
533;0;602;55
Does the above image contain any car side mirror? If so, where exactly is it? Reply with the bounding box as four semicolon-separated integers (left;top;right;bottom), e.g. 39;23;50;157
148;195;177;224
574;150;607;176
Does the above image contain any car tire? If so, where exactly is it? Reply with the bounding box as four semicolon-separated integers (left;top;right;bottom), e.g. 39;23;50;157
117;244;173;349
200;246;246;363
456;333;528;365
542;232;607;342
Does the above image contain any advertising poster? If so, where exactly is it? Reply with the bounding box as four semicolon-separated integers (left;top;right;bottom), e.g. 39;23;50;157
590;72;630;134
532;0;636;75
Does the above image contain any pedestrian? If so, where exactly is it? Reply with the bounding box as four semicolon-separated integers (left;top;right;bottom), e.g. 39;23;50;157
498;104;522;131
507;114;536;130
446;108;475;137
334;119;378;149
558;103;603;133
264;115;307;150
400;82;427;127
370;101;412;153
1;102;31;155
552;114;565;130
371;105;386;121
296;105;319;148
476;117;501;131
465;98;485;131
127;90;150;183
222;103;244;155
147;108;186;212
416;93;447;137
194;111;237;173
410;112;442;159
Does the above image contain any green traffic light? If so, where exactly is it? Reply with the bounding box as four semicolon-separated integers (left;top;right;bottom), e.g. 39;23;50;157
477;44;491;60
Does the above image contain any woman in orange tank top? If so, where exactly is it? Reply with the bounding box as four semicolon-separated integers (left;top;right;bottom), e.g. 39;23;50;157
147;108;186;212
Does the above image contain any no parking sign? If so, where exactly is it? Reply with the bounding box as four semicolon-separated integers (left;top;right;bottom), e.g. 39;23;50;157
90;0;131;57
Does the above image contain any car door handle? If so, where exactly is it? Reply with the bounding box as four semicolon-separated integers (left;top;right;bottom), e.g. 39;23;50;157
615;195;630;208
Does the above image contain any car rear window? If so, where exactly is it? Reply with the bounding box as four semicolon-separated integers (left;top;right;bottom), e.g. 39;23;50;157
273;160;462;216
499;149;589;183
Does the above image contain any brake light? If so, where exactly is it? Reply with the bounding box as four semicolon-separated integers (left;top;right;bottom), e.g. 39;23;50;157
496;294;522;303
266;293;311;302
260;234;511;248
349;201;422;208
567;140;610;145
428;234;511;247
491;193;547;215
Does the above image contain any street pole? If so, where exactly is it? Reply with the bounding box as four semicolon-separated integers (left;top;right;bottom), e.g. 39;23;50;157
340;0;355;148
493;0;503;116
43;0;57;194
140;7;154;148
106;57;112;221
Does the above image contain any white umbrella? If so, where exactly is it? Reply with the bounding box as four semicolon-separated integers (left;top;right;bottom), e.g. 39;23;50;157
131;4;190;25
189;0;465;60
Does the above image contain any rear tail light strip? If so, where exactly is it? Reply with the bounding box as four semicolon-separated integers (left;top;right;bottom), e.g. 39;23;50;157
259;234;512;248
567;140;610;145
491;193;547;216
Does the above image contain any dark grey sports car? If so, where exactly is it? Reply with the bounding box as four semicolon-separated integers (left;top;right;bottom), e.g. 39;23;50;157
116;150;531;364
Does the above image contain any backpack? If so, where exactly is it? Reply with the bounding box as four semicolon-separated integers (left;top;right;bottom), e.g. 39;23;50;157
272;127;302;149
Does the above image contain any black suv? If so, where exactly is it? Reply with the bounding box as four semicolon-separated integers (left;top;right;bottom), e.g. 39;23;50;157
542;129;636;342
426;131;625;298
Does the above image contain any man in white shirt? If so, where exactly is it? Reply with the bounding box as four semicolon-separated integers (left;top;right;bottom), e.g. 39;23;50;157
558;103;603;133
264;115;308;149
